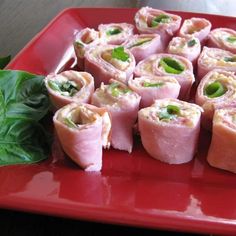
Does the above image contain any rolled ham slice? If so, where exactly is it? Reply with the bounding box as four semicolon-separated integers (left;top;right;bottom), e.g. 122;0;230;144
197;46;236;80
167;36;201;64
128;75;180;108
207;108;236;174
178;17;212;44
134;53;195;100
45;70;94;110
73;28;101;70
195;69;236;130
207;28;236;54
53;103;111;171
91;79;141;153
84;45;136;87
123;34;164;62
134;7;181;45
98;23;134;45
138;98;202;164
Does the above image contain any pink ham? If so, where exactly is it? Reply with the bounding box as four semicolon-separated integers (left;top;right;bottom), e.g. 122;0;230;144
134;53;195;100
195;69;236;130
91;79;141;153
128;75;180;108
73;28;101;70
207;108;236;174
45;70;94;111
178;17;212;44
123;34;164;62
53;103;111;171
98;23;134;45
207;28;236;54
84;45;136;88
134;7;181;46
167;36;201;65
197;46;236;80
138;98;202;164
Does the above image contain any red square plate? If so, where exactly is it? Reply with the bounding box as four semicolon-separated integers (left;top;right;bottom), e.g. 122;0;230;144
3;8;236;235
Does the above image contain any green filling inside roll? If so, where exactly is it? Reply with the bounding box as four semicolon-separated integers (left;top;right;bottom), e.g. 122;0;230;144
226;36;236;43
159;57;185;74
143;82;164;87
151;14;171;27
158;104;180;121
108;82;131;97
204;81;227;98
64;117;77;128
111;46;130;62
106;28;122;36
187;39;197;47
128;38;152;48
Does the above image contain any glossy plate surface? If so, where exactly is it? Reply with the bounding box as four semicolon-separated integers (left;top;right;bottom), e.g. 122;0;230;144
3;8;236;235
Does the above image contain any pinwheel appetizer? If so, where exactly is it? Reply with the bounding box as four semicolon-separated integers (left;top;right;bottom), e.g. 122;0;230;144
84;45;135;87
195;70;236;129
123;34;164;62
207;28;236;54
134;7;182;45
207;108;236;174
53;103;111;171
74;28;101;70
167;36;201;64
197;47;236;79
45;70;94;110
178;17;212;44
98;23;134;45
134;53;195;100
128;75;180;108
91;80;141;153
138;98;202;164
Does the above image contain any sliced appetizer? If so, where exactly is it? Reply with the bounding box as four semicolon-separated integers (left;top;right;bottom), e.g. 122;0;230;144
178;17;212;43
195;69;236;129
138;98;202;164
53;103;111;171
84;45;135;87
134;7;181;45
134;53;195;100
197;46;236;79
123;34;164;62
91;79;141;153
207;108;236;174
98;23;134;45
207;28;236;54
167;36;201;64
74;28;101;70
128;75;180;108
45;70;94;110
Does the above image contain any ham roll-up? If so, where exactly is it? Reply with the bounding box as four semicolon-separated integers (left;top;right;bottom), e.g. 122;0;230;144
197;47;236;80
207;108;236;174
85;45;135;87
138;98;202;164
123;34;164;62
178;17;212;44
167;36;201;64
195;70;236;130
53;103;111;171
207;28;236;54
128;75;180;108
74;28;101;70
134;7;181;45
98;23;134;45
92;80;141;153
135;53;195;100
45;70;94;110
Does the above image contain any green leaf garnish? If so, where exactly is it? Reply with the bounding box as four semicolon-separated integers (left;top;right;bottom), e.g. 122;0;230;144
158;104;180;121
143;82;164;87
106;28;122;36
109;82;131;97
48;80;79;96
187;39;197;47
128;38;152;49
64;117;77;128
226;36;236;43
0;55;11;69
224;56;236;62
159;57;185;74
151;14;171;27
111;46;129;62
204;81;227;98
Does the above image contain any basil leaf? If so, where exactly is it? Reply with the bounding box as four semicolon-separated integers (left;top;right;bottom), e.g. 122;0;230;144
128;38;152;49
151;14;171;27
204;81;227;98
159;57;185;74
111;46;129;62
0;55;11;69
106;28;122;36
158;105;180;121
0;70;51;165
227;36;236;43
143;82;164;87
187;39;197;47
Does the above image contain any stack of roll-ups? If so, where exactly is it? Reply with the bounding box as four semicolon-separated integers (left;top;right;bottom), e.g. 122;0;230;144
44;6;236;174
